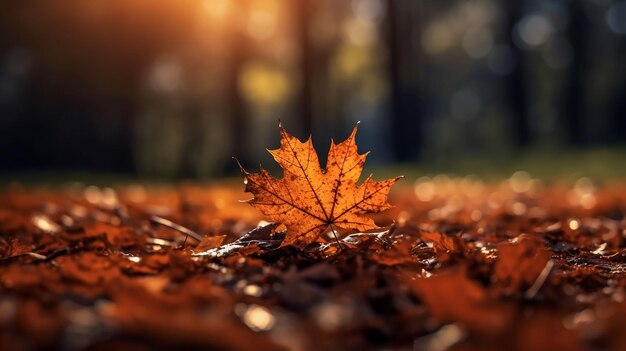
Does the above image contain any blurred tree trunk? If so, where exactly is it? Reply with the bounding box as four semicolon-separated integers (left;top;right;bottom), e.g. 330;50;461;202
386;0;424;162
225;1;248;167
295;0;313;135
609;37;626;143
563;0;588;146
503;0;531;148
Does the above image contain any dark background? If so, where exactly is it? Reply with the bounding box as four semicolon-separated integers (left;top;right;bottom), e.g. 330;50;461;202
0;0;625;179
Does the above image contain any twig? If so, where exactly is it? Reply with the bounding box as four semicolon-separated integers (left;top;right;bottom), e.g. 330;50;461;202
145;237;177;246
0;247;72;265
43;247;70;261
150;215;203;242
0;252;47;264
525;259;555;299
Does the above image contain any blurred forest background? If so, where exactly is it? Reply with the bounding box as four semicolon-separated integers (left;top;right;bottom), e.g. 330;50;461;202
0;0;625;179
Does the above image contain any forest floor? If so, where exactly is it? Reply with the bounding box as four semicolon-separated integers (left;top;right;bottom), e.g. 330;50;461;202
1;176;626;351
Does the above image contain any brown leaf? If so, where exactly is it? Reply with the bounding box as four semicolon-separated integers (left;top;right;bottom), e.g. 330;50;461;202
192;223;284;258
0;239;34;260
370;233;422;267
419;231;465;264
238;123;401;248
493;234;552;296
195;235;227;252
84;223;143;248
404;266;513;334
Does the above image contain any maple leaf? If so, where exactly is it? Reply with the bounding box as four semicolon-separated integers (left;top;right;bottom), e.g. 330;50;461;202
236;123;402;248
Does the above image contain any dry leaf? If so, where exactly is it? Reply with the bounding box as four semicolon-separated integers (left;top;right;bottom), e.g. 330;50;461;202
419;231;465;264
192;223;284;258
195;235;227;252
404;266;513;333
493;234;552;296
237;123;401;248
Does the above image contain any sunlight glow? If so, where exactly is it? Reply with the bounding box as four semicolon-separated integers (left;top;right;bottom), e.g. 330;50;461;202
241;304;276;332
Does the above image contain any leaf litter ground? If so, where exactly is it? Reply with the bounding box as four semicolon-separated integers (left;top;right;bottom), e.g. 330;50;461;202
1;178;626;351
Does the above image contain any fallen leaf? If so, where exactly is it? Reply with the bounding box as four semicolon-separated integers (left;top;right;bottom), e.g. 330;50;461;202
404;266;513;334
493;234;552;296
237;123;401;248
192;223;284;258
419;231;465;264
195;235;227;252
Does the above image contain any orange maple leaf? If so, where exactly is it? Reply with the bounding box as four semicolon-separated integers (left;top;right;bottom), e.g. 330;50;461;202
237;123;402;248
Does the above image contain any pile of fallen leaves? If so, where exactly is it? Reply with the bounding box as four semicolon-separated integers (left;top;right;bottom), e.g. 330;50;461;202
1;127;626;351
